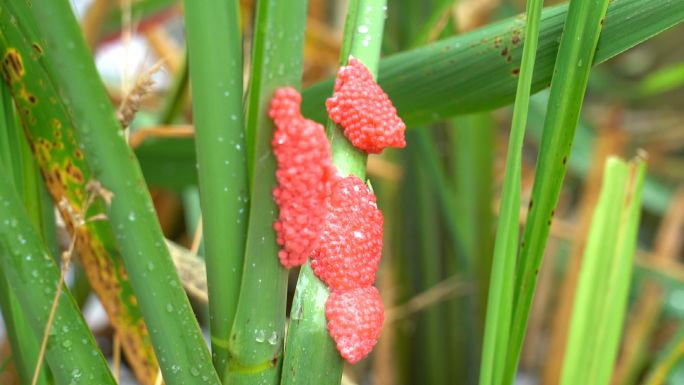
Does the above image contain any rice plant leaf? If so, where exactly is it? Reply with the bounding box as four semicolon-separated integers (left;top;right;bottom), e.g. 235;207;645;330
0;80;52;385
480;0;544;382
0;164;117;385
227;0;308;383
0;4;165;383
560;157;645;385
503;0;611;380
183;0;248;377
14;0;221;383
300;0;684;128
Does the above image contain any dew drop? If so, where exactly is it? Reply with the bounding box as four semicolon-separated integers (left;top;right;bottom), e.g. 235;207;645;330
256;330;265;342
128;211;137;221
358;25;369;34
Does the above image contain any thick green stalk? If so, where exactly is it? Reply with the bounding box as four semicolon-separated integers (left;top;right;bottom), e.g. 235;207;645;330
478;0;543;382
283;0;388;381
301;0;684;128
226;0;308;383
0;165;116;385
502;0;611;381
27;1;220;383
183;0;249;377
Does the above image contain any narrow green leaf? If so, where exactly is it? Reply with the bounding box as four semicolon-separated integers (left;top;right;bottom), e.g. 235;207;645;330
560;157;645;385
0;165;117;385
479;0;544;382
0;81;52;385
301;0;684;128
415;148;449;385
503;0;611;381
183;0;248;377
227;0;308;382
639;59;684;97
24;1;220;382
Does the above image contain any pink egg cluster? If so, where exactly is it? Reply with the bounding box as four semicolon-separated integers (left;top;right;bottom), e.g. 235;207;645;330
311;175;384;289
269;87;339;268
311;175;384;363
326;57;406;154
270;61;395;363
325;287;385;364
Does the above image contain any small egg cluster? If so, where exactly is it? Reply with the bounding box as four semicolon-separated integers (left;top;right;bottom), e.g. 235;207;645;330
311;175;385;363
269;87;339;268
326;57;406;154
325;286;385;364
311;175;383;289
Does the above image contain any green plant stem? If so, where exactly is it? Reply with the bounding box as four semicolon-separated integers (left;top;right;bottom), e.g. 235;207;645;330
28;1;220;383
283;0;387;381
502;0;611;381
479;0;543;382
226;0;309;383
183;0;249;377
0;165;116;385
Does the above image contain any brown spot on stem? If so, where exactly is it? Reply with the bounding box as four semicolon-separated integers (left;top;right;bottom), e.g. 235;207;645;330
32;43;43;55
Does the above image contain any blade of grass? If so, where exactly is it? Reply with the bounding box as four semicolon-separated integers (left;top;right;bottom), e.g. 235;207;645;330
451;114;494;331
478;0;543;382
409;0;458;48
301;0;684;128
0;6;168;383
414;130;467;259
0;164;117;385
283;0;388;381
502;0;611;381
183;0;249;377
226;0;309;382
415;146;449;385
0;81;52;385
22;1;220;383
639;59;684;97
560;157;645;385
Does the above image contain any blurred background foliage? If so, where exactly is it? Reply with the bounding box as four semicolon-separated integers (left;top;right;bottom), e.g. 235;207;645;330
1;0;684;384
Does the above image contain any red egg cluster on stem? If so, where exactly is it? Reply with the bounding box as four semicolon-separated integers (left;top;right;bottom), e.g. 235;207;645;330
271;55;401;363
311;175;385;363
326;57;406;154
269;87;339;268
